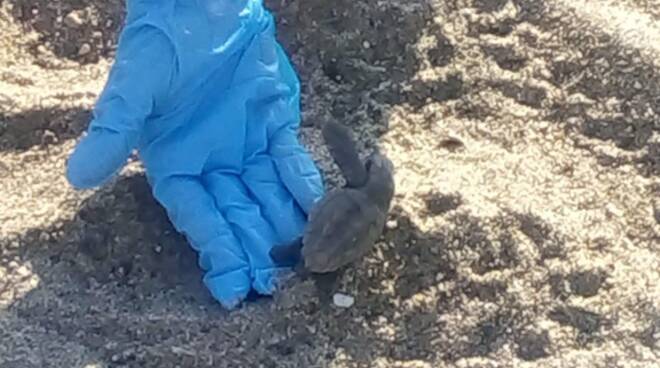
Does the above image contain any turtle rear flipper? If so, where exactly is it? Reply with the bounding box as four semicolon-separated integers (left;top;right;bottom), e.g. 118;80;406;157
269;237;304;267
322;122;368;188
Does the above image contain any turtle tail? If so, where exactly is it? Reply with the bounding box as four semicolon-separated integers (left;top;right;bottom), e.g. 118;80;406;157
321;121;368;188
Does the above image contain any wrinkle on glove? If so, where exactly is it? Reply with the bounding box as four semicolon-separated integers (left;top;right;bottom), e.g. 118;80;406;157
66;0;324;309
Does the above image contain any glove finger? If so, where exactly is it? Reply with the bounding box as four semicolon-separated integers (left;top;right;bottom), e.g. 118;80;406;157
151;175;251;309
269;125;324;214
242;153;307;245
203;171;284;295
67;26;174;189
66;127;134;189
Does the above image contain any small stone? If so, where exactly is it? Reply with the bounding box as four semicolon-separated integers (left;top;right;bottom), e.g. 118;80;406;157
333;293;355;308
386;220;398;229
569;271;603;297
154;245;163;254
38;231;51;242
78;43;92;56
64;11;85;28
15;265;31;277
516;330;550;361
362;41;371;49
634;81;643;89
41;130;57;145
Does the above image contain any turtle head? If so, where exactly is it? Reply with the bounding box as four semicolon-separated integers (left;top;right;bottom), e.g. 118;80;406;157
364;151;395;207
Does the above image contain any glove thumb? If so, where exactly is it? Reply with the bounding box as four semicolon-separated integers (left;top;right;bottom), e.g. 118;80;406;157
66;127;135;189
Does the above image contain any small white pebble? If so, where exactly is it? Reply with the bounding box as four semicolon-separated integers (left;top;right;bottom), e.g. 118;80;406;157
39;231;52;243
154;245;162;254
78;43;92;56
362;40;371;49
386;220;398;229
64;11;84;28
333;293;355;308
16;265;32;277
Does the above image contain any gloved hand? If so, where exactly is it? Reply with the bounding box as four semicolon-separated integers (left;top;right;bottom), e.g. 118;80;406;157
65;0;324;309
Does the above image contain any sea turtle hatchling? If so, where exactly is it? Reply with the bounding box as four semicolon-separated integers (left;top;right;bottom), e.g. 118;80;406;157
269;121;395;275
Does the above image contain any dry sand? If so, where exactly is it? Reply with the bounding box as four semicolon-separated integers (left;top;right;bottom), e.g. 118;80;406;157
1;0;659;367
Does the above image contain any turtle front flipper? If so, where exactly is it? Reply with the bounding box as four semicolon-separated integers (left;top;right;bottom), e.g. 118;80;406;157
322;122;368;188
269;237;304;267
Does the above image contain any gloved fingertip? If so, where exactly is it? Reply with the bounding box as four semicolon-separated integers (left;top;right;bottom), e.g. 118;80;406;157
276;156;324;214
65;154;96;190
66;129;133;189
269;129;325;214
204;268;252;309
253;268;288;295
296;175;325;214
66;143;106;189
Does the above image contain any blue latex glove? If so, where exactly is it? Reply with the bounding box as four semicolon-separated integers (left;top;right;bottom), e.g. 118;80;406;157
65;0;324;309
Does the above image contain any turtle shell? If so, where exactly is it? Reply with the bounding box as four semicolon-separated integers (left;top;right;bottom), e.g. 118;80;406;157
301;187;387;273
